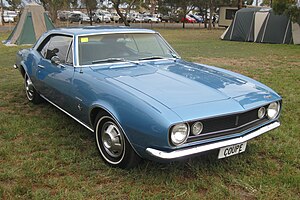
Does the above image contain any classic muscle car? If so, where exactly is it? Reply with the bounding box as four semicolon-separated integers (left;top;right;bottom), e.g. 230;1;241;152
15;26;281;169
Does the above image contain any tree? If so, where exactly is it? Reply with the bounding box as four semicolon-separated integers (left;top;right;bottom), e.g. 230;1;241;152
83;0;97;25
160;0;197;28
272;0;300;23
39;0;66;23
39;0;78;23
178;0;197;28
7;0;21;10
111;0;137;26
237;0;243;9
1;0;4;26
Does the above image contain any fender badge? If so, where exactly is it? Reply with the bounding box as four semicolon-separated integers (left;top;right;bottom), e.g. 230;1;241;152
264;95;272;99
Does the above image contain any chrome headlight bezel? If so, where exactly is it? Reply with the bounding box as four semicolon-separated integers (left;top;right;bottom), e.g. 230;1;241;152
170;123;189;146
267;102;280;119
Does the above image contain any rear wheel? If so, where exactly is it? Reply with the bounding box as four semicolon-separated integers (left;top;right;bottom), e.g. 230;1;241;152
25;74;43;104
94;112;141;169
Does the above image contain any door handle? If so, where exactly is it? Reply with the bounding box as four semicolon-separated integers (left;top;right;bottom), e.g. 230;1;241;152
58;64;65;69
38;65;45;69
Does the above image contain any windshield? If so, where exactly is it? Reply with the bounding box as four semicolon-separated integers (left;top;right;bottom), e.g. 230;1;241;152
78;33;178;65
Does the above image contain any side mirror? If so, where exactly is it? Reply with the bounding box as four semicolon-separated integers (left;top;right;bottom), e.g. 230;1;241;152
51;56;61;65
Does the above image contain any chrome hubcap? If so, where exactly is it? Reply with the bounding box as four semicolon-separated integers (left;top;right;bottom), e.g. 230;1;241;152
25;76;34;100
101;122;124;158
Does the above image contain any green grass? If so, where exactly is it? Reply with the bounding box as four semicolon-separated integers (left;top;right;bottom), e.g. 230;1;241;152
0;29;299;199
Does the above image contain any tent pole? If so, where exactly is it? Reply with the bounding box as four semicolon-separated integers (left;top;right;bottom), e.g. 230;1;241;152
230;13;237;40
283;19;290;44
261;13;270;43
247;12;255;42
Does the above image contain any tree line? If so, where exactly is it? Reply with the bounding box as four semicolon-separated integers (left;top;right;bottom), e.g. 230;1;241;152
1;0;299;27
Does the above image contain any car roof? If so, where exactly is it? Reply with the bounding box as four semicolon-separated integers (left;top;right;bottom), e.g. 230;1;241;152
47;26;156;36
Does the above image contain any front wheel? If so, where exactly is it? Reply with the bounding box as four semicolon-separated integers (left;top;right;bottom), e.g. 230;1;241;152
94;113;141;169
25;74;43;104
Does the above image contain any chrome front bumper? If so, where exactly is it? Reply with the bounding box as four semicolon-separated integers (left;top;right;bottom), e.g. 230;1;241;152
146;121;280;160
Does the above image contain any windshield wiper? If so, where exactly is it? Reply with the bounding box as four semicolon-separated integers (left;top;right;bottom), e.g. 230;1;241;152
170;52;180;59
138;56;166;61
92;58;125;64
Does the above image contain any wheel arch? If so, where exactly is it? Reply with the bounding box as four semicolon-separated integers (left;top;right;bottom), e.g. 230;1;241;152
90;106;110;127
19;64;26;78
89;104;143;157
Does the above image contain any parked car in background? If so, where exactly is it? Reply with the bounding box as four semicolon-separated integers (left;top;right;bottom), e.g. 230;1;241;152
3;15;15;23
15;26;282;169
143;14;160;23
96;10;112;21
3;10;17;23
69;13;90;23
131;14;144;23
93;12;111;23
111;12;120;22
169;14;181;23
189;14;204;23
159;15;171;22
58;10;71;21
181;15;197;23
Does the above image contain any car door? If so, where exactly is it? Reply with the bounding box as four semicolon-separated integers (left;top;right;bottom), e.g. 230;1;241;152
35;34;75;110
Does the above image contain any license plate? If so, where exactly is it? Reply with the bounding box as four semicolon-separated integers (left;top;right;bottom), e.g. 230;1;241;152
218;142;247;159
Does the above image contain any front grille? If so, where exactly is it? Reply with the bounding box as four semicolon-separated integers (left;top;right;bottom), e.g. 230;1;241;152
187;106;269;143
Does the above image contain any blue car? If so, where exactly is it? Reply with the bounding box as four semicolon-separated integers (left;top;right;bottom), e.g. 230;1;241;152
15;26;281;169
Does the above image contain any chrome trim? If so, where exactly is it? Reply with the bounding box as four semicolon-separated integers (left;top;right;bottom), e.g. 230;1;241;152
37;65;45;69
95;116;126;165
40;95;94;132
146;121;280;160
267;102;280;120
79;58;176;68
189;118;264;138
170;123;190;146
76;30;156;37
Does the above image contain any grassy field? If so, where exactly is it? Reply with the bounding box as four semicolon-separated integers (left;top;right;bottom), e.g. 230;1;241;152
0;29;299;199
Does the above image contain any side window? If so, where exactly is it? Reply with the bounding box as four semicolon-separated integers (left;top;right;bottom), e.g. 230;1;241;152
46;35;73;63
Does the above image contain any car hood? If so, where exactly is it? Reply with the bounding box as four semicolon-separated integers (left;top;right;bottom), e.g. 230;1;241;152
92;60;278;110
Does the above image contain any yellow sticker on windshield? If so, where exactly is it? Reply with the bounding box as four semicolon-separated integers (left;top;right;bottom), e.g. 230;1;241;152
80;37;89;43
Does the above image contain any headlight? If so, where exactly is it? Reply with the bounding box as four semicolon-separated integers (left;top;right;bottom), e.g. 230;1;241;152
267;102;280;119
191;122;203;135
258;107;266;119
170;123;189;146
